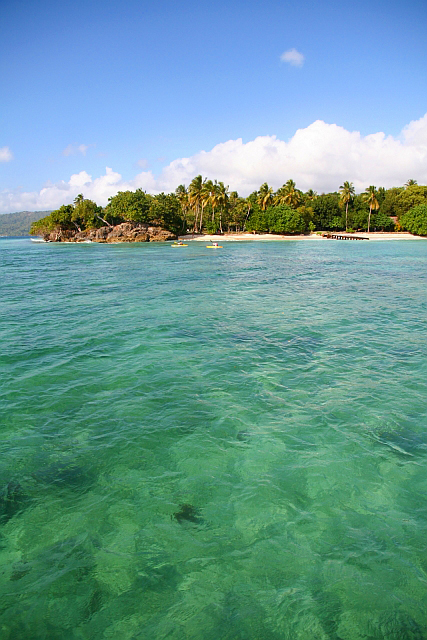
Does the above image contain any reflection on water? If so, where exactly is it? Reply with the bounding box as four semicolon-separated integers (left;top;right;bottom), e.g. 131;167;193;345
0;238;426;638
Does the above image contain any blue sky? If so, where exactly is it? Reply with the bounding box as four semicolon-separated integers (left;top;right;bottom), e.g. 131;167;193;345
1;0;427;212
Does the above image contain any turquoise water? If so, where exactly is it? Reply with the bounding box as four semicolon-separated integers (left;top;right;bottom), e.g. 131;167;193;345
1;237;427;639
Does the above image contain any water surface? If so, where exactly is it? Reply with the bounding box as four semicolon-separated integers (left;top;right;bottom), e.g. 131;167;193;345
1;237;427;639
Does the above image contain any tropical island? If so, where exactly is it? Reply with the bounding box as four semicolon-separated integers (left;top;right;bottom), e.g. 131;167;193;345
29;178;427;241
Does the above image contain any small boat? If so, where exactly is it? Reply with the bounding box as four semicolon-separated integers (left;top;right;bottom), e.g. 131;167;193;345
171;242;188;247
206;242;222;248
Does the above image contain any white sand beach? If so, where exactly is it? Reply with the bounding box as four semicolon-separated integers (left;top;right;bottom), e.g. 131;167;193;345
179;232;424;242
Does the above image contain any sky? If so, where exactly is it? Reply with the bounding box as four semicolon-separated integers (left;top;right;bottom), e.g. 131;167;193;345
1;0;427;213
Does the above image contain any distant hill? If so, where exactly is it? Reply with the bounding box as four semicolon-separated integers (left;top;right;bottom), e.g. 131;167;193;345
0;210;52;236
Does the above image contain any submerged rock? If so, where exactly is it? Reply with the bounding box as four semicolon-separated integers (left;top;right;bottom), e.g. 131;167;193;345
0;481;27;523
172;503;202;524
31;460;94;491
237;430;251;442
10;562;32;581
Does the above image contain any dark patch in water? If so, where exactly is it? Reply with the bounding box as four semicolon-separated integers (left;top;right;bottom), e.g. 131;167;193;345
218;590;282;640
237;430;251;443
311;579;343;639
31;460;95;492
172;503;202;524
372;427;427;458
0;481;28;523
369;611;425;639
84;588;104;620
10;562;32;581
136;563;181;592
28;536;96;583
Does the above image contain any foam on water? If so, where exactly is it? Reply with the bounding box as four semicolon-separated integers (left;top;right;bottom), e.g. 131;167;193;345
1;237;427;639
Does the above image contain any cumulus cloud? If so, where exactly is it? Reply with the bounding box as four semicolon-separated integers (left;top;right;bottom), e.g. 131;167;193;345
0;146;13;162
62;144;91;156
280;48;305;67
0;167;157;213
1;114;427;213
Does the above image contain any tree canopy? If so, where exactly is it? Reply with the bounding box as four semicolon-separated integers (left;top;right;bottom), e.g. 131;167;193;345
29;177;427;238
400;204;427;236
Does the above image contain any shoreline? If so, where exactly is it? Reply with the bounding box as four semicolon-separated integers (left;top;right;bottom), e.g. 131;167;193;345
179;232;425;242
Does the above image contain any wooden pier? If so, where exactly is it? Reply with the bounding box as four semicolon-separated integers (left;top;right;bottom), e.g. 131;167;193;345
323;233;368;241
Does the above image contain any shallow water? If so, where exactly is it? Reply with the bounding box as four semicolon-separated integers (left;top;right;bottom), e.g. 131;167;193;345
1;237;427;639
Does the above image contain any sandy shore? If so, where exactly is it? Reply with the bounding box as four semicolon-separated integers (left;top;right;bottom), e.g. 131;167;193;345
179;232;424;242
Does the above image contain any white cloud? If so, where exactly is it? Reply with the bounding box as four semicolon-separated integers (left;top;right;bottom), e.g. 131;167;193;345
62;144;91;156
0;167;157;213
402;112;427;147
1;114;427;213
280;48;305;67
0;146;13;162
136;158;149;169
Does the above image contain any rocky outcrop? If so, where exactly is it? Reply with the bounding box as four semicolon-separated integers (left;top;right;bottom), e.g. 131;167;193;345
45;223;177;243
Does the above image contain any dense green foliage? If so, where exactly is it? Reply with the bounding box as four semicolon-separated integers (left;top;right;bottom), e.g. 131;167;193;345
147;193;182;233
29;178;427;238
400;204;427;236
0;210;52;236
31;190;183;236
105;189;152;224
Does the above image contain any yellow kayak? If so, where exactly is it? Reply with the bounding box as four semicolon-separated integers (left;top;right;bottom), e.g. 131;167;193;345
206;245;223;248
171;243;188;247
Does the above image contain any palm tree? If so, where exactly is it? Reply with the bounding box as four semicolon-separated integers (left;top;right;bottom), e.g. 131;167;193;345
74;193;85;206
274;186;287;206
210;180;221;226
188;175;204;232
364;185;379;232
175;184;189;232
276;179;302;208
305;189;318;202
405;179;418;188
257;183;274;211
199;179;212;232
228;191;240;231
339;181;355;231
243;198;253;231
72;193;85;231
217;181;229;233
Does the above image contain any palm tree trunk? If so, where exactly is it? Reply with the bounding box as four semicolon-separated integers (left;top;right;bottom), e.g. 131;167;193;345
200;203;204;233
345;202;348;232
243;206;251;231
368;206;372;233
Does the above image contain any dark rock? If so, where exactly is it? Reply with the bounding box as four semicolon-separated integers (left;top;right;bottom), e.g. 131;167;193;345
173;503;202;524
95;227;109;240
44;222;177;243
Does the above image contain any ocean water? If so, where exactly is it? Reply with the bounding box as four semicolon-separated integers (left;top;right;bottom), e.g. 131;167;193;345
1;236;427;639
